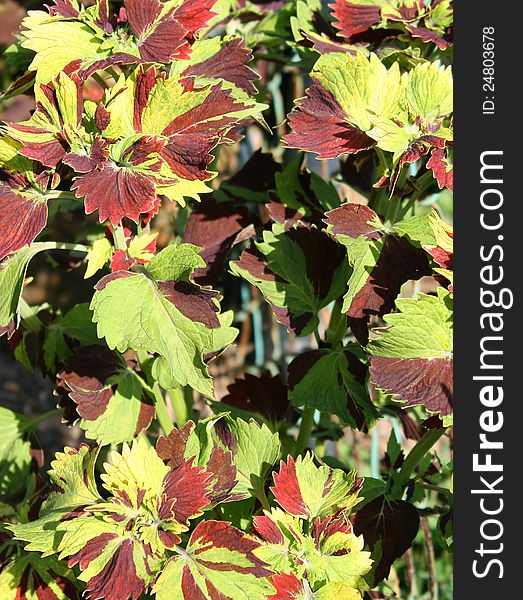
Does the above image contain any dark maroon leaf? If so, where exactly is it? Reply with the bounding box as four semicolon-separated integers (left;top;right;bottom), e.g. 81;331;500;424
370;356;453;416
158;280;221;328
183;197;257;284
221;372;289;422
352;495;420;584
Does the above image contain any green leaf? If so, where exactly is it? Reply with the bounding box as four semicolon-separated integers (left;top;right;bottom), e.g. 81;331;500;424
0;407;32;499
367;288;453;359
312;51;405;132
84;237;113;279
90;271;215;397
0;243;54;330
146;242;205;281
405;61;453;121
0;552;79;600
9;444;101;555
231;224;347;336
20;10;108;84
288;348;379;430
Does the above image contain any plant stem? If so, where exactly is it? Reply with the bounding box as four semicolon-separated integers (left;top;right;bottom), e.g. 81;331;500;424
19;299;43;333
169;387;193;427
326;299;346;347
45;191;80;201
112;224;127;251
153;385;173;435
421;516;438;600
294;406;315;457
22;409;62;431
313;329;322;348
49;242;90;253
397;170;435;220
399;428;446;486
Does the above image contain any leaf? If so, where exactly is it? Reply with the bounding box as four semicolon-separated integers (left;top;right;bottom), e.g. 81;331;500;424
6;72;85;167
284;51;404;159
231;224;347;336
0;553;80;600
57;516;154;600
157;421;239;505
43;303;100;372
352;495;420;584
0;183;48;262
56;345;154;445
269;572;363;599
325;203;431;319
266;155;341;228
0;407;33;499
254;509;372;592
427;146;453;191
9;444;101;555
84;237;113;279
367;288;453;416
185;415;281;501
90;243;222;396
19;10;108;84
405;61;453;122
153;520;274;600
0;242;54;334
183;196;258;285
271;454;361;520
221;372;289;422
288;348;378;430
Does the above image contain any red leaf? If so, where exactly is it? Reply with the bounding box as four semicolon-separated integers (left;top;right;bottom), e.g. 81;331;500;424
0;185;47;260
68;535;146;600
182;38;258;95
268;572;303;599
284;82;374;159
173;0;218;35
427;147;453;192
72;162;158;226
329;0;381;39
271;456;309;518
161;458;212;525
370;356;453;416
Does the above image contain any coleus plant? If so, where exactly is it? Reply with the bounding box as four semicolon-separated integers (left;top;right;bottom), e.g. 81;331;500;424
0;0;453;598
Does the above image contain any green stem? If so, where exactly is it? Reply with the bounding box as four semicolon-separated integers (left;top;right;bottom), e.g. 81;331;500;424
22;409;61;431
48;242;89;253
386;166;409;226
19;299;43;333
253;481;271;511
313;329;322;348
45;191;80;201
399;428;446;486
326;299;346;348
92;72;108;89
112;224;127;251
154;385;173;435
294;406;316;457
169;387;192;427
397;170;435;220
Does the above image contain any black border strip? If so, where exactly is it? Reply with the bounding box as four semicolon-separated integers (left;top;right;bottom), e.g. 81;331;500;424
454;2;519;596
